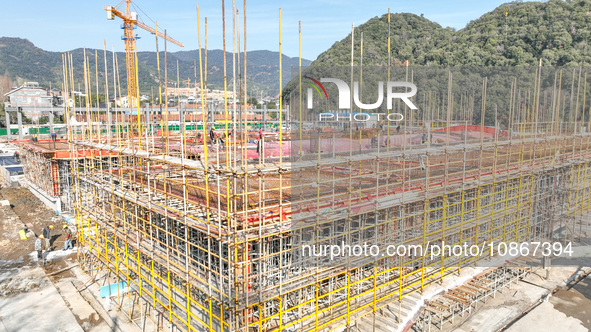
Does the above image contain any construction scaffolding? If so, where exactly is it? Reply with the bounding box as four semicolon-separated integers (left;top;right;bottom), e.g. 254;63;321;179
413;266;531;331
58;7;591;332
68;125;591;331
16;139;80;212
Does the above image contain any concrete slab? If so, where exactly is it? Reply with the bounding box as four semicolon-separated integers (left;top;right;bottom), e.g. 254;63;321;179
506;301;586;332
506;274;591;332
55;279;100;324
550;276;591;329
0;278;83;332
442;263;591;332
447;271;559;332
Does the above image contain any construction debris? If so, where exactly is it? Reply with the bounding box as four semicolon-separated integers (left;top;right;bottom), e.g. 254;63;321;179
415;267;530;331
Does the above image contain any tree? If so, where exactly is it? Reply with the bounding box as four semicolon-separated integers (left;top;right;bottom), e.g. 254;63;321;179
38;116;49;125
267;101;277;109
0;103;5;128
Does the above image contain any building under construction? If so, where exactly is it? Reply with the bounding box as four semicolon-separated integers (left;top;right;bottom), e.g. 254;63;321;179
59;61;591;332
16;139;83;213
43;3;591;331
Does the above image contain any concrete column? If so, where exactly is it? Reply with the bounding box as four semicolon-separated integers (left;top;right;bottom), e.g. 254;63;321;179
5;111;10;141
144;105;150;142
108;109;112;140
49;111;54;136
17;111;23;140
179;105;185;154
286;105;290;123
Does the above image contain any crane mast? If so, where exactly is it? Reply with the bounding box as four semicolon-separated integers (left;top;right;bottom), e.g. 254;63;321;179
105;0;183;109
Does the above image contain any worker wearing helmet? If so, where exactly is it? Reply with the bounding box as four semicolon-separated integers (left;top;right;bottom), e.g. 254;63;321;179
42;225;54;251
63;225;74;250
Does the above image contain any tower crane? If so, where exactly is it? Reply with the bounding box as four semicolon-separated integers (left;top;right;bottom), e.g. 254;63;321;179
105;0;183;108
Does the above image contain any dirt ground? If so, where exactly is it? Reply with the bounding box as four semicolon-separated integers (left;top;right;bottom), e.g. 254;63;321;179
0;187;64;264
0;187;148;332
0;187;82;331
0;187;93;330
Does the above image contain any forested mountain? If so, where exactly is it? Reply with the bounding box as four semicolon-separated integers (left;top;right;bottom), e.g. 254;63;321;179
0;37;311;97
312;0;591;67
282;0;591;127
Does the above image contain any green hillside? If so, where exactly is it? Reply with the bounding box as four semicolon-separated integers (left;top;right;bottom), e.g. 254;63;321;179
311;0;591;67
0;37;311;97
282;0;591;127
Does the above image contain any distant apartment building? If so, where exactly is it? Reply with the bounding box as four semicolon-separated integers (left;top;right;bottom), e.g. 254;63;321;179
3;82;57;108
115;96;130;108
165;86;237;100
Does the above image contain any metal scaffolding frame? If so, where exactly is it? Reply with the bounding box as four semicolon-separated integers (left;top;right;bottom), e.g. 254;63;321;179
57;24;591;332
17;140;76;211
66;126;591;331
414;266;531;331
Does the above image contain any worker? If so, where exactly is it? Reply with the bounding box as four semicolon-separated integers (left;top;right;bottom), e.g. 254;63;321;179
63;225;73;250
19;228;28;240
35;235;43;262
42;225;53;251
219;132;225;149
13;151;19;162
256;138;264;157
209;127;216;146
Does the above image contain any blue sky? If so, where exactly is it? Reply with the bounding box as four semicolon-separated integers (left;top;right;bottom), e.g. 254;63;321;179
1;0;518;60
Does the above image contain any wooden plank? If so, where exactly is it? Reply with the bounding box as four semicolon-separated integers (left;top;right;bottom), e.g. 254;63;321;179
476;276;493;283
425;306;445;315
455;287;476;296
467;282;490;292
437;296;459;307
459;285;480;294
470;278;491;287
430;301;451;311
443;293;470;305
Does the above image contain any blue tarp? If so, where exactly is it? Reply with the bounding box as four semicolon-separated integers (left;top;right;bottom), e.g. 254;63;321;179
100;281;128;298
